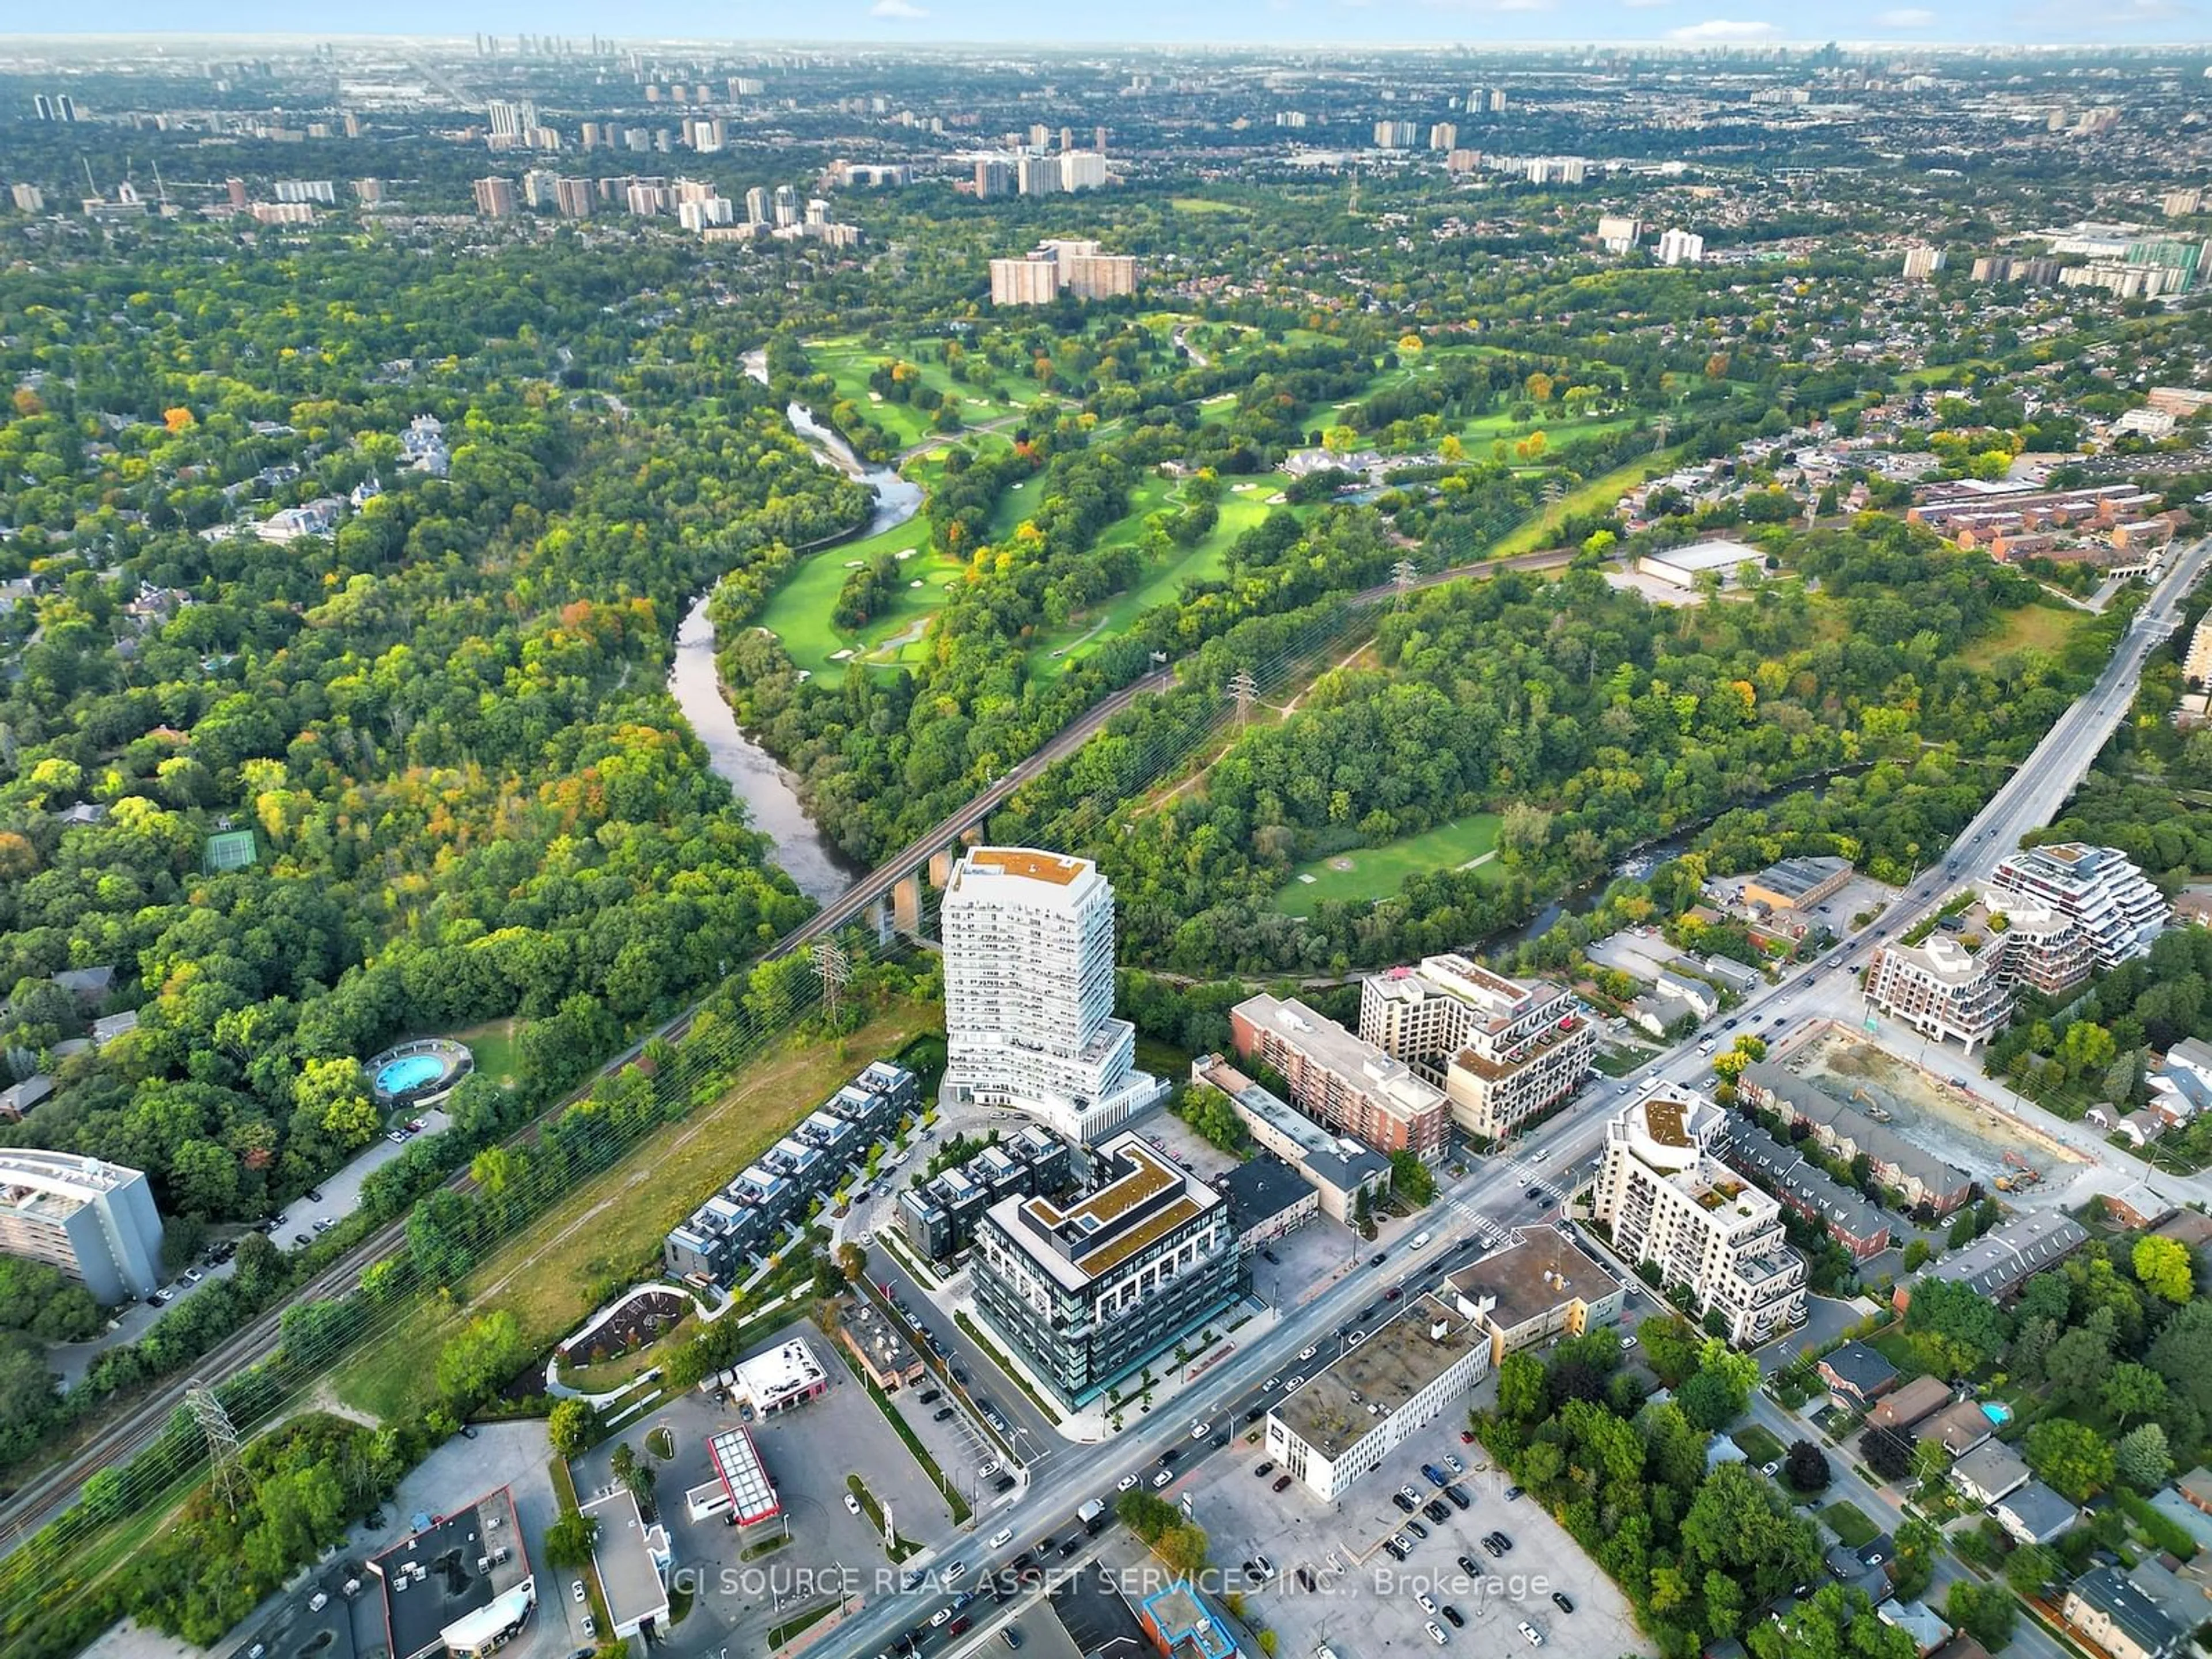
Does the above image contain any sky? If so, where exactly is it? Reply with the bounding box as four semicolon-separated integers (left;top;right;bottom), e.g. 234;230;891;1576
58;0;2212;47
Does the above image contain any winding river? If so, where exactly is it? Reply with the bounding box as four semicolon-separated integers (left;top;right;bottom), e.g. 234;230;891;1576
665;351;924;904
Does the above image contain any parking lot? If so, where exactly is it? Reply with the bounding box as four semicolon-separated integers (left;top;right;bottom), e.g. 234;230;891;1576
1174;1377;1640;1659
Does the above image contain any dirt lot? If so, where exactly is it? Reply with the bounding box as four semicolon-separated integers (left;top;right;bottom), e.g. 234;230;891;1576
1788;1025;2084;1185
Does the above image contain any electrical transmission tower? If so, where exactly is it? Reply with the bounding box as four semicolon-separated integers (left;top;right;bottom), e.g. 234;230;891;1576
1541;477;1566;508
1392;558;1419;607
812;938;850;1029
187;1379;244;1517
1652;414;1672;453
1227;668;1258;725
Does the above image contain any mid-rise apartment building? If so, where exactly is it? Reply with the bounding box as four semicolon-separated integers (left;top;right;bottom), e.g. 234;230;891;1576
1590;1090;1805;1346
1868;846;2162;1051
1657;228;1705;266
1986;843;2166;971
0;1150;164;1304
942;847;1158;1142
1358;956;1593;1142
1190;1055;1391;1222
1230;994;1450;1161
971;1134;1240;1407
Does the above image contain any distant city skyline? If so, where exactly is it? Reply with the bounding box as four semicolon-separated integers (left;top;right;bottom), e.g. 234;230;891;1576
26;3;2212;47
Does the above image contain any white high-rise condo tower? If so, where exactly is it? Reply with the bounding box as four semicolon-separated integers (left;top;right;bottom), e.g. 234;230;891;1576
942;847;1160;1142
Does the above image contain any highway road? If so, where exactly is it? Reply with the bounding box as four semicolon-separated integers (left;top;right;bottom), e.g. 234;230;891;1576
795;540;2212;1659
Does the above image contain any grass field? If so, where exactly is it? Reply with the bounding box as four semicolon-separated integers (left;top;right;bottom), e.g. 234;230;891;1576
1272;815;1505;915
1820;1501;1880;1549
1959;599;2087;668
808;336;1031;450
1024;483;1286;677
451;1017;522;1092
1490;448;1680;559
1168;196;1249;216
754;509;967;684
335;1000;941;1423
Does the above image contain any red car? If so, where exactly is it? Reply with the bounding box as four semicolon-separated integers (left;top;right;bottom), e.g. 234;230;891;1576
948;1619;972;1638
1460;1430;1476;1444
1272;1474;1294;1493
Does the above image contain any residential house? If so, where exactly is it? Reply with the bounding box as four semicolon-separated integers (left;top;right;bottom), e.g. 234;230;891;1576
1876;1599;1953;1659
1655;972;1719;1021
2150;1488;2212;1554
1952;1440;2031;1507
1740;1062;1974;1216
1994;1479;2078;1546
1818;1341;1900;1410
1868;1376;1952;1433
1895;1213;2090;1311
2061;1566;2182;1659
2174;1467;2212;1516
1916;1399;1994;1459
0;1075;54;1122
2120;1555;2210;1642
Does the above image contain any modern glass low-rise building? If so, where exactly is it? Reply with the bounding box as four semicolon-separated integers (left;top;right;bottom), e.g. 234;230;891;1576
971;1133;1240;1407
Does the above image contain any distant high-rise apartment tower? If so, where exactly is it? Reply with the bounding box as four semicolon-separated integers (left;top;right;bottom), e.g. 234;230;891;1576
974;158;1016;199
1374;120;1418;149
745;185;769;225
1027;122;1051;149
486;99;538;145
1017;154;1061;195
1489;89;1507;112
1276;111;1308;128
941;847;1158;1143
772;183;798;226
990;257;1060;305
353;178;384;204
225;176;248;211
1657;227;1705;266
1061;151;1108;191
1429;123;1457;151
1596;214;1642;255
10;184;45;213
1902;245;1946;281
554;177;593;218
472;176;517;217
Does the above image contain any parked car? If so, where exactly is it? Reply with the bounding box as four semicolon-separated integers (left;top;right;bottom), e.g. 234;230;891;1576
1425;1622;1448;1647
919;1388;941;1404
1393;1493;1418;1514
1518;1622;1544;1647
1272;1474;1294;1494
1422;1464;1448;1487
1444;1484;1471;1510
1002;1630;1022;1650
581;1617;594;1642
1551;1593;1575;1614
1118;1474;1139;1492
572;1581;586;1604
1406;1520;1428;1540
1442;1607;1464;1629
1457;1555;1481;1577
1416;1592;1438;1615
1504;1484;1524;1501
1443;1453;1464;1475
1260;1249;1279;1265
1424;1500;1450;1524
993;1475;1016;1494
1253;1462;1274;1479
933;1407;957;1422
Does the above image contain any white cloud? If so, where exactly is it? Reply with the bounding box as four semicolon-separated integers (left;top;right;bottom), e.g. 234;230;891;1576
1876;7;1936;23
1668;15;1782;36
868;0;929;17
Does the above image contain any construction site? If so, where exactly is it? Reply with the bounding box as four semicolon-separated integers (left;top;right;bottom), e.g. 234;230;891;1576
1782;1023;2084;1191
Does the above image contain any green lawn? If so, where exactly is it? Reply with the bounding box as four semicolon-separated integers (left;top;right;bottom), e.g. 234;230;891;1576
1167;197;1249;217
807;336;1032;451
1490;448;1680;559
1273;815;1505;915
1820;1501;1880;1549
1959;600;2087;669
450;1017;522;1091
1024;484;1285;679
1733;1423;1787;1467
753;509;967;685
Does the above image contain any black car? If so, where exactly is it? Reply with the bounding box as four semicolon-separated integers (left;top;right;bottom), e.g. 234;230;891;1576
1253;1462;1275;1478
304;1187;323;1202
1481;1536;1504;1559
1058;1537;1081;1558
1369;1252;1387;1267
1160;1448;1180;1466
1424;1499;1450;1524
1525;1186;1543;1200
1296;1567;1317;1593
933;1407;957;1422
919;1388;942;1404
1442;1608;1465;1629
1393;1494;1418;1514
1260;1248;1280;1265
1552;1593;1575;1615
1503;1484;1523;1501
994;1475;1016;1494
953;1367;969;1384
1491;1532;1514;1552
1406;1520;1429;1540
1383;1541;1407;1562
1444;1484;1471;1510
1457;1555;1480;1577
1210;1431;1229;1448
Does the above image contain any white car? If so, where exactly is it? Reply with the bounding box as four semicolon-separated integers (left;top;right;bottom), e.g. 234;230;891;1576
1152;1469;1174;1488
1190;1420;1210;1440
1426;1622;1449;1647
1444;1455;1464;1476
1286;1374;1305;1390
988;1527;1014;1549
1417;1592;1438;1614
1298;1344;1318;1361
572;1581;585;1604
1251;1555;1275;1581
1518;1623;1544;1648
845;1494;862;1516
943;1562;967;1585
1117;1473;1139;1493
931;1609;956;1628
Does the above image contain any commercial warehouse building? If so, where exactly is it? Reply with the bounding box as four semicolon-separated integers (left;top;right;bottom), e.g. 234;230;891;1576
1190;1054;1390;1222
1358;956;1594;1142
971;1132;1240;1407
368;1486;533;1659
1266;1291;1492;1499
1737;855;1854;915
581;1488;672;1643
1443;1227;1626;1366
1230;994;1450;1161
0;1149;163;1304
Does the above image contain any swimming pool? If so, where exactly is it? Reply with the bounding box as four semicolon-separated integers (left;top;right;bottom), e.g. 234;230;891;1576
377;1053;448;1096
